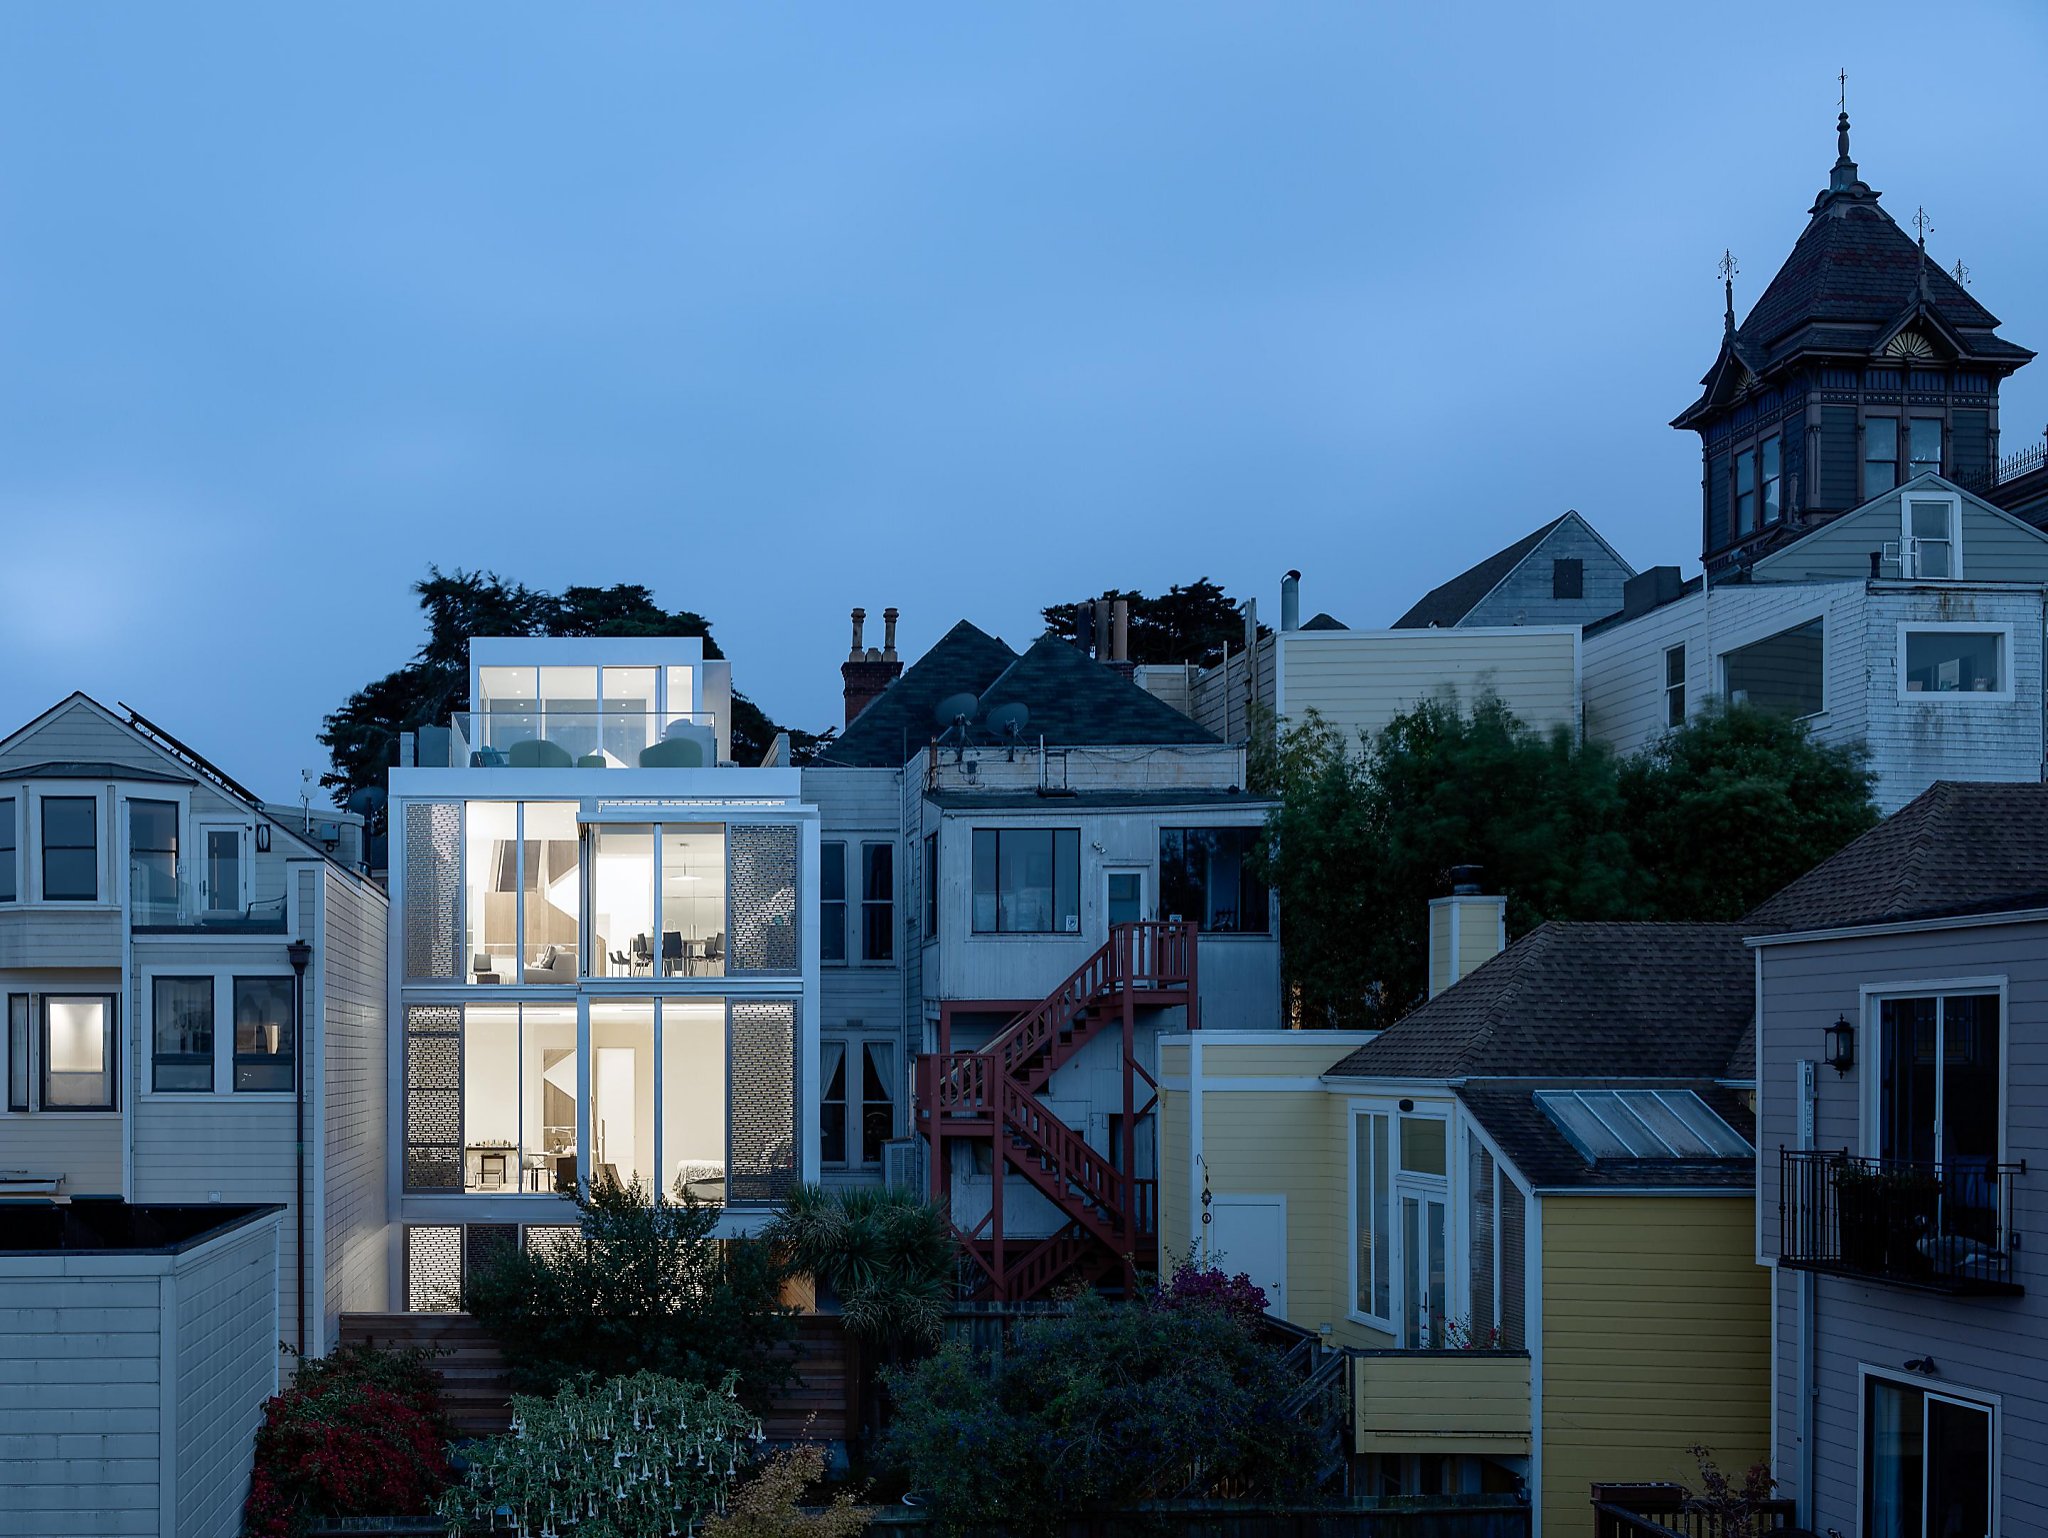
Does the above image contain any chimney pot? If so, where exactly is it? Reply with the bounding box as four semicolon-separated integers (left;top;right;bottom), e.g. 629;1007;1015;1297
882;607;899;661
1093;598;1113;661
1112;599;1131;663
849;608;867;661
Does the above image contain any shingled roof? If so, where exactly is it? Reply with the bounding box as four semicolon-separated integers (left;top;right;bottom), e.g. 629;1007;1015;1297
1745;781;2048;935
1676;120;2034;425
1325;922;1754;1081
1391;515;1568;629
1453;1080;1756;1191
817;622;1219;768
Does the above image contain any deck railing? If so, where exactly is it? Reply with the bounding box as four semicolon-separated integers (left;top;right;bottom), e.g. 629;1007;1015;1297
1779;1148;2024;1295
1590;1483;1801;1538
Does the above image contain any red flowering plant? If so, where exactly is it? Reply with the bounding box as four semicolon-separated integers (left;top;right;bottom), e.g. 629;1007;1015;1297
242;1342;453;1538
1153;1252;1270;1327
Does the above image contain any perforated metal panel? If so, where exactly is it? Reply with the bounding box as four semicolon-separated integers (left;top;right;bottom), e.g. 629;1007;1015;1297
404;1005;462;1190
728;823;799;973
405;1225;463;1313
727;998;797;1204
465;1223;518;1283
404;802;463;979
523;1224;582;1263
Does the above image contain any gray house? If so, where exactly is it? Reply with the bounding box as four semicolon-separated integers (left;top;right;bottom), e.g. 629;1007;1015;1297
1392;510;1634;630
1749;782;2048;1537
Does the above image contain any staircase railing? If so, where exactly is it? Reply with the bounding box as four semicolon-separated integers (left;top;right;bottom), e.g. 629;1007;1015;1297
983;921;1197;1090
997;1078;1127;1247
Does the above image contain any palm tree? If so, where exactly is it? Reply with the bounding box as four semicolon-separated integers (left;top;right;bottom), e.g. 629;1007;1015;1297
767;1185;953;1350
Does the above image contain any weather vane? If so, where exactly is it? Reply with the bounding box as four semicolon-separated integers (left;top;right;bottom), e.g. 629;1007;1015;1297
1717;249;1739;285
1838;68;1847;113
1952;258;1970;288
1914;205;1934;252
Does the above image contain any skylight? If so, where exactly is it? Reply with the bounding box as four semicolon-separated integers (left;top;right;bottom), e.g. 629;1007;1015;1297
1534;1090;1753;1162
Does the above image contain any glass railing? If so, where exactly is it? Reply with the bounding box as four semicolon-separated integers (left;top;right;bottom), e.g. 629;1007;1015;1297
448;711;718;770
130;870;289;933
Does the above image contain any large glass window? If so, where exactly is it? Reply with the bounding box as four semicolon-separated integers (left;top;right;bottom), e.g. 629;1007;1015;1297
523;803;581;980
129;800;179;922
42;995;114;1110
1903;629;2004;696
820;843;846;964
466;801;520;984
41;797;97;901
523;1005;580;1194
602;667;658;765
477;667;539;756
590;999;656;1194
1723;619;1825;718
861;844;894;963
538;665;599;762
1160;827;1270;934
1877;993;1999;1171
661;1000;727;1202
590;825;656;977
972;828;1080;934
1353;1111;1392;1323
660;826;726;976
1909;417;1944;478
0;800;14;903
152;977;214;1092
1865;417;1900;496
464;1004;520;1191
1864;1377;1992;1538
233;976;294;1092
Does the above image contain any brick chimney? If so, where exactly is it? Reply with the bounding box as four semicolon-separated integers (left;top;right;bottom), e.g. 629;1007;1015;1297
842;606;903;726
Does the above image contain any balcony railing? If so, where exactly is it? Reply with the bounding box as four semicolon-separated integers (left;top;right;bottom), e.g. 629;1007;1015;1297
131;869;289;934
1591;1483;1800;1538
1779;1148;2025;1296
449;711;717;770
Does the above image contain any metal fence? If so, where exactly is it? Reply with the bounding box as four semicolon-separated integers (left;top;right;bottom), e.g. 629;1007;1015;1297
1779;1149;2023;1294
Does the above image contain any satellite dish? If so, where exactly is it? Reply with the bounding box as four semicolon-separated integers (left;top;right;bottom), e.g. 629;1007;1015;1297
346;786;387;814
986;701;1030;737
934;692;981;730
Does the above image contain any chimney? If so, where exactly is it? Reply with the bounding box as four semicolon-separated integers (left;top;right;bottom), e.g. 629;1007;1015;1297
841;605;904;726
1427;866;1506;998
1112;599;1130;662
1280;570;1301;633
1093;597;1113;661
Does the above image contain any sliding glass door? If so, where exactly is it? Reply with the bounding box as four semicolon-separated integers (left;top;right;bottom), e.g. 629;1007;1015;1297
1865;1375;1993;1538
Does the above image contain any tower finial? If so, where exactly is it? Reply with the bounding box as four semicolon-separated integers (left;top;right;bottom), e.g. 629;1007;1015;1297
1826;70;1863;198
1914;206;1934;302
1717;249;1739;335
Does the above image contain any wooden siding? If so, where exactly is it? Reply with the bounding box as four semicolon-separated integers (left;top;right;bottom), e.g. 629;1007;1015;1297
1458;516;1634;631
0;906;124;969
1188;638;1278;744
321;863;390;1332
1277;628;1580;746
172;1216;281;1538
0;1107;124;1197
1539;1195;1769;1538
1754;483;2048;584
1757;918;2048;1532
1353;1351;1531;1453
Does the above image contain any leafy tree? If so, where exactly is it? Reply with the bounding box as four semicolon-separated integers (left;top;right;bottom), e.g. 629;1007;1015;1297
1040;577;1264;667
463;1178;796;1404
1260;692;1635;1028
320;568;815;825
1619;700;1879;920
880;1291;1323;1535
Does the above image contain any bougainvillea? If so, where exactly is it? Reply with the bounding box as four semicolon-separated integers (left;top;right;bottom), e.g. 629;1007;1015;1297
241;1344;452;1538
439;1370;764;1538
1153;1257;1270;1326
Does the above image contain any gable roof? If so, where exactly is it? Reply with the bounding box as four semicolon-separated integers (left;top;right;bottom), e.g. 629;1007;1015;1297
1391;515;1569;629
817;622;1219;768
11;760;192;785
1745;781;2048;936
1325;921;1753;1080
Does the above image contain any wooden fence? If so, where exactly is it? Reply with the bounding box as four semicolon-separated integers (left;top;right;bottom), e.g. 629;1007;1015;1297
336;1311;858;1443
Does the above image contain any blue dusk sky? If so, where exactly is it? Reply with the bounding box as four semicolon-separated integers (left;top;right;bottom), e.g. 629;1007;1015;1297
1;4;2044;799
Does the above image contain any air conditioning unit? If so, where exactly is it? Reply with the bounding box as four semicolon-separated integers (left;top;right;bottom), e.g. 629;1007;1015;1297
882;1139;927;1193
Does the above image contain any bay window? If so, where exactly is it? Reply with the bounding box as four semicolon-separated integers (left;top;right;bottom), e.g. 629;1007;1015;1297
1735;448;1757;534
42;796;97;901
8;996;28;1110
42;995;115;1110
1160;826;1270;934
972;828;1080;934
1760;434;1782;524
1866;417;1900;496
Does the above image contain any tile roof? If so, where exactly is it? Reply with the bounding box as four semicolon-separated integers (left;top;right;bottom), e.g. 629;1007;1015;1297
1324;921;1753;1080
1744;781;2048;935
1391;515;1569;629
1455;1080;1755;1191
816;623;1219;768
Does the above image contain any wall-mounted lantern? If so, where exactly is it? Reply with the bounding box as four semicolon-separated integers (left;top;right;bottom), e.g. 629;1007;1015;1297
1824;1014;1856;1076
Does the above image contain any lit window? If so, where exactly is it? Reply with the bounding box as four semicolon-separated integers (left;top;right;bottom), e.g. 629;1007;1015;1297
971;829;1080;934
1902;629;2005;697
1723;619;1824;718
41;797;97;902
233;976;295;1092
152;977;214;1092
41;996;115;1110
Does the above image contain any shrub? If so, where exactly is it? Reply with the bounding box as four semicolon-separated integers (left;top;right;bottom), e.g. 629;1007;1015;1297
880;1291;1323;1534
703;1444;874;1538
242;1344;452;1538
767;1185;954;1349
465;1177;797;1403
1154;1256;1268;1327
440;1371;762;1538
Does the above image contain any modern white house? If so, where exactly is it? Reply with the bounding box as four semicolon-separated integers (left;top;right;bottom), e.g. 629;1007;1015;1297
1583;473;2048;811
0;693;389;1358
384;636;821;1311
807;611;1283;1299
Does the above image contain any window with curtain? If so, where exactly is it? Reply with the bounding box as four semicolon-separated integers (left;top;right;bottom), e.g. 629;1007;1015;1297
1909;417;1943;477
233;976;295;1092
971;829;1080;934
1761;434;1782;524
860;1041;896;1163
152;977;214;1092
820;1041;848;1164
861;844;894;962
1159;827;1269;934
41;797;97;901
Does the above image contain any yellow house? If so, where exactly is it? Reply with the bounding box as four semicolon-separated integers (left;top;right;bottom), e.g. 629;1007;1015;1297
1159;904;1771;1537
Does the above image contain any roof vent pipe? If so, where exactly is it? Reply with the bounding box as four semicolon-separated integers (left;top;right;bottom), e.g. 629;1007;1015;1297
1449;864;1484;896
1280;571;1301;633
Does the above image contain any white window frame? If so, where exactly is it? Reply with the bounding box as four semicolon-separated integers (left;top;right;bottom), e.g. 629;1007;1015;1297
1663;643;1687;728
819;840;848;967
859;841;895;966
820;1031;896;1170
1719;612;1829;722
1858;977;2008;1167
140;967;300;1098
1855;1364;1999;1538
1896;622;2013;703
30;788;108;906
1347;1104;1397;1331
1393;1109;1454;1349
1900;489;1963;579
0;794;18;905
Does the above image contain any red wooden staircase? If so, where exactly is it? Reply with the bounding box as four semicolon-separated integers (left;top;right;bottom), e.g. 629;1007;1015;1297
914;921;1197;1301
